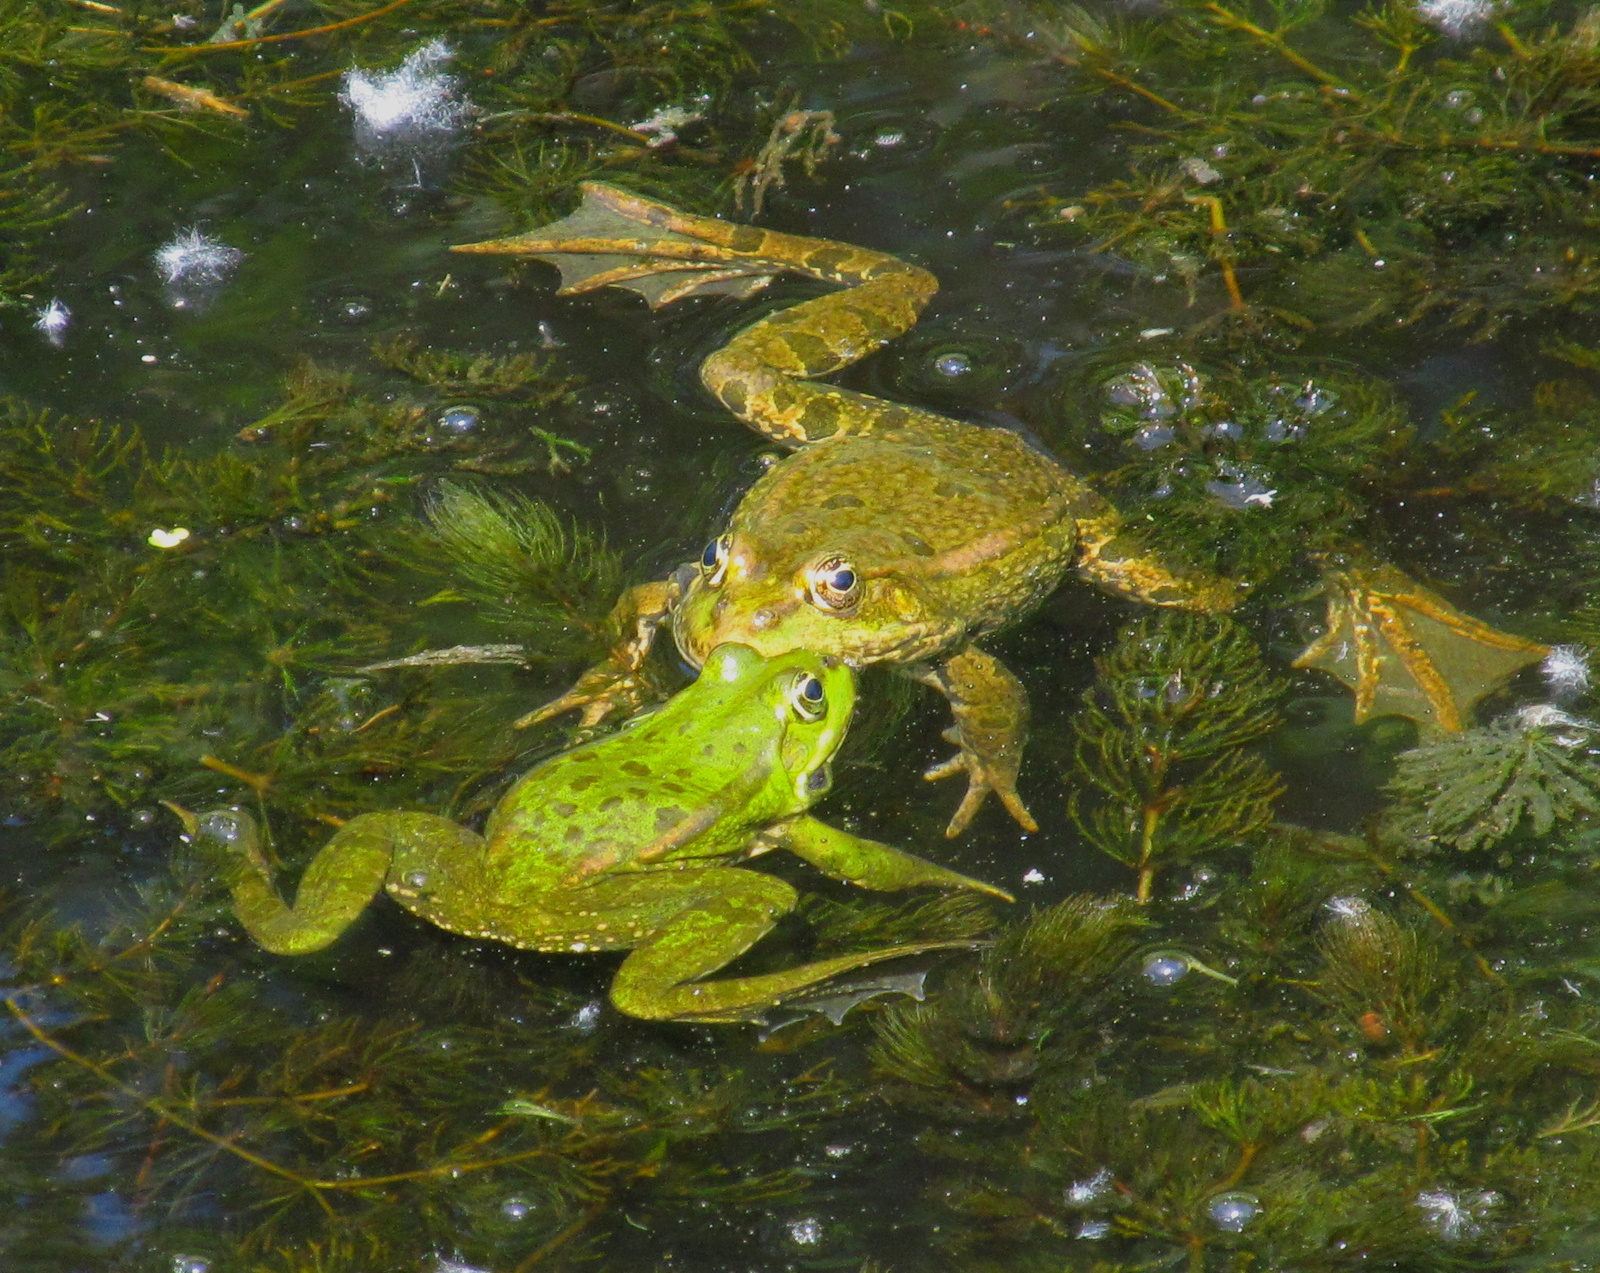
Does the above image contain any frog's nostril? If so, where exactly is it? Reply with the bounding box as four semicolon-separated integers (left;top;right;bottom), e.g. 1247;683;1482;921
713;596;728;619
750;608;775;630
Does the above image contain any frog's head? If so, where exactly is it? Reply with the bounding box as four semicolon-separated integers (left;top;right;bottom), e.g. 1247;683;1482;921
675;533;949;669
699;643;856;807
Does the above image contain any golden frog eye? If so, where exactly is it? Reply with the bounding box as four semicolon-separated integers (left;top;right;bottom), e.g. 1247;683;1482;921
699;534;730;587
789;672;826;722
804;555;861;612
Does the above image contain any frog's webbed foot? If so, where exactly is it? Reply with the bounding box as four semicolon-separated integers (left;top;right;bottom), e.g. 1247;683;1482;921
913;646;1038;838
514;661;661;732
515;578;679;732
452;183;784;309
1293;554;1548;731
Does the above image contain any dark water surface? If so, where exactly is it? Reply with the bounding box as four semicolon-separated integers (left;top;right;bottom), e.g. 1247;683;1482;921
8;1;1600;1269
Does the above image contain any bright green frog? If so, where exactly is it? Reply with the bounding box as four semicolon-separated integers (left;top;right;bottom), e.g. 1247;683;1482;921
454;185;1546;835
194;644;1007;1024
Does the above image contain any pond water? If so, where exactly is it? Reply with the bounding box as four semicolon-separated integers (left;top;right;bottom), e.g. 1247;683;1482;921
7;0;1600;1269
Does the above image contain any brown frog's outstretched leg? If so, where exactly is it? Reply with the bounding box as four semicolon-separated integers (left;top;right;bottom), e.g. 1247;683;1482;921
911;646;1038;837
1072;493;1239;613
514;578;680;730
547;869;977;1024
453;182;939;447
1294;554;1548;731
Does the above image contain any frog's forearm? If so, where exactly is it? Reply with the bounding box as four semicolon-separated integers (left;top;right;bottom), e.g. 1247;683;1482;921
773;816;1013;900
517;577;681;730
1073;509;1238;613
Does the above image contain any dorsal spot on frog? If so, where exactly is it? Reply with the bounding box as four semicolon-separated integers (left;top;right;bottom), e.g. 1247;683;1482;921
653;806;687;834
733;742;748;755
934;478;974;499
660;781;688;794
821;492;865;510
902;531;935;556
553;802;578;817
701;743;717;757
563;824;584;843
599;794;623;811
628;786;650;799
621;759;651;777
569;773;599;790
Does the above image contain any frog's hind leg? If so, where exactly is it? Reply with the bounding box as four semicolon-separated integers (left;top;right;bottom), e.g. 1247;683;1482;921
1294;554;1548;731
197;809;485;956
452;183;939;446
556;868;975;1024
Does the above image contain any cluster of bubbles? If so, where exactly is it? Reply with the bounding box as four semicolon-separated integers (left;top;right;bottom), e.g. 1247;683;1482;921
1100;363;1339;513
1415;1188;1500;1240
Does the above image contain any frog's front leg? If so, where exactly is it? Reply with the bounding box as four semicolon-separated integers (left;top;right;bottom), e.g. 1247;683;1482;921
195;809;485;955
532;869;978;1024
1071;494;1238;614
770;815;1014;901
515;578;680;730
911;646;1037;838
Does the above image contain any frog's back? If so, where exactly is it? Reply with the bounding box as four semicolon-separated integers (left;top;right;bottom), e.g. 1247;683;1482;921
482;702;775;883
734;413;1082;619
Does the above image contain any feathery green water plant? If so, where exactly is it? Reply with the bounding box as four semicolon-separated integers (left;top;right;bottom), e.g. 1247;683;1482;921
1068;611;1285;901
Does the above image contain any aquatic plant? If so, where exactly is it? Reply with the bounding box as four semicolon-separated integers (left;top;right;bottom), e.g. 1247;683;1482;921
1067;612;1285;901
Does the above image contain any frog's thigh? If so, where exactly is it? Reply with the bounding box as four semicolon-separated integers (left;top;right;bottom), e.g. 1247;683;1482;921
233;812;480;956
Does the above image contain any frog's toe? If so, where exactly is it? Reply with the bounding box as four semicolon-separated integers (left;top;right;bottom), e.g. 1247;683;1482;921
515;670;646;731
924;740;1038;838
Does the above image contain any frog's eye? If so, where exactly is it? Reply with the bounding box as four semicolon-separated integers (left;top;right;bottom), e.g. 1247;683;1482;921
789;672;826;722
699;535;730;587
804;555;861;613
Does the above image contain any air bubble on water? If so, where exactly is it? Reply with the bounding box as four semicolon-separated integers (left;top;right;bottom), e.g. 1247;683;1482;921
196;810;246;845
1067;1167;1113;1205
1543;645;1591;700
788;1217;823;1246
934;351;972;377
1295;383;1336;415
1106;363;1174;419
1076;1219;1111;1240
1142;953;1189;986
1209;1192;1261;1232
132;808;156;828
1445;89;1474;110
501;1197;531;1221
439;406;480;434
34;298;70;347
340;40;471;165
172;1257;211;1273
1325;895;1371;921
403;869;429;890
1180;156;1222;184
567;1000;603;1032
1205;463;1276;509
1132;423;1175;450
1415;0;1498;38
1416;1188;1499;1240
155;228;244;291
1208;420;1245;441
824;1143;853;1159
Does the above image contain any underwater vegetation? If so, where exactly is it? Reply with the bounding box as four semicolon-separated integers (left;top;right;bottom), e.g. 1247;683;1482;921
12;0;1600;1267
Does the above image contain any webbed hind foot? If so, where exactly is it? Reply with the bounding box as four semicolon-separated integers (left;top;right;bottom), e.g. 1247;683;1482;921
1294;553;1547;731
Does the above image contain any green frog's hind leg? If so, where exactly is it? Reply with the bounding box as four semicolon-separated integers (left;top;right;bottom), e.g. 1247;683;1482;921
196;809;484;956
911;646;1039;838
452;183;939;446
1294;554;1548;731
560;868;975;1024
